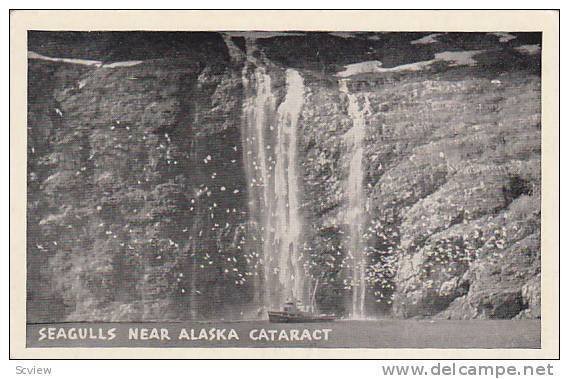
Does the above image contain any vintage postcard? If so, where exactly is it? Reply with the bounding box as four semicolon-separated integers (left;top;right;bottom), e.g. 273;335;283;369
9;10;559;359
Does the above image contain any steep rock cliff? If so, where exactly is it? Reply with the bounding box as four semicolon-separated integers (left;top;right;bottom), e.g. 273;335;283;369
27;32;541;321
28;47;253;321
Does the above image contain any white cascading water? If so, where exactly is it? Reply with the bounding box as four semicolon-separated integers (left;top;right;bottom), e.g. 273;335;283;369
240;50;307;311
339;79;369;319
273;69;306;307
241;66;276;309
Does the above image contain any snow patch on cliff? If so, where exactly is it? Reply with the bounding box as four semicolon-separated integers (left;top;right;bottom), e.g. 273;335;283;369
434;50;482;66
28;51;143;68
489;32;517;43
410;33;444;45
336;50;483;77
514;44;541;56
29;51;102;66
103;60;143;68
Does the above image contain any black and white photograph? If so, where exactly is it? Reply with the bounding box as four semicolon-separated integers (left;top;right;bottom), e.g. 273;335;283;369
9;10;559;359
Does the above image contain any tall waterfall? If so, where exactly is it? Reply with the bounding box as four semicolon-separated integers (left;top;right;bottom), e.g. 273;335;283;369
273;69;306;307
340;79;369;319
241;62;307;311
241;66;276;309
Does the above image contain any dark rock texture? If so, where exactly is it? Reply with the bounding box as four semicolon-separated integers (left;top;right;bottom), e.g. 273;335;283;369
28;50;251;321
27;31;541;322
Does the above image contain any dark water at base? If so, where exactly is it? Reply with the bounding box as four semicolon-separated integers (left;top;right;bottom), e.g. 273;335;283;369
27;320;540;349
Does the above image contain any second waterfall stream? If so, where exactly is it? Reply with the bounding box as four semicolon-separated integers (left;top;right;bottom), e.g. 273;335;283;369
340;79;370;319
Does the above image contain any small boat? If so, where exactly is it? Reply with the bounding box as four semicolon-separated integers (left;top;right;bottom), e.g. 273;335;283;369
268;300;336;323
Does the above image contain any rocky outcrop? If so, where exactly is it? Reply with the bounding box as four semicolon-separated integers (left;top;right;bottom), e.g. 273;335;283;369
295;65;540;318
380;72;541;319
28;49;252;321
27;31;541;322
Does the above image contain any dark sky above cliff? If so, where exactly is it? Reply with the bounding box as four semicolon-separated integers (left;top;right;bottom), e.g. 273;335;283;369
28;31;541;76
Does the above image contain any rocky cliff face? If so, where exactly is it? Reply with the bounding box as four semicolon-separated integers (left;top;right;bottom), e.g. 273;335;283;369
28;39;251;321
27;31;541;322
